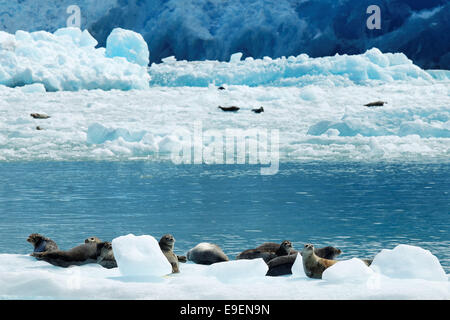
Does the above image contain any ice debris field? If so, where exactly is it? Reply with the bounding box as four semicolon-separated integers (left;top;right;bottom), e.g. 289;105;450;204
0;234;448;299
0;28;449;162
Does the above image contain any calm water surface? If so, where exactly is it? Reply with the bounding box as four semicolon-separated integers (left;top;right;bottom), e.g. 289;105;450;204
0;161;448;272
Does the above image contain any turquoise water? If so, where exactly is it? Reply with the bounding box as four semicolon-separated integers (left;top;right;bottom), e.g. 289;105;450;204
0;161;448;272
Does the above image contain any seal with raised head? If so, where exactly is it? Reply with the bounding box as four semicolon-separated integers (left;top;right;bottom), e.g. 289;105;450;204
251;107;264;113
159;234;179;273
186;242;229;265
302;243;337;279
27;233;58;253
266;245;342;276
96;241;117;269
31;241;111;268
236;240;294;263
85;236;102;244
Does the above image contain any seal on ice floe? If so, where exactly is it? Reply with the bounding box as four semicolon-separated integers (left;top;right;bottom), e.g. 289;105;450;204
251;106;264;113
27;233;58;253
85;236;102;244
266;245;342;276
96;241;117;269
186;242;229;265
159;234;180;273
302;243;337;279
218;106;240;112
236;240;294;263
31;241;111;268
30;113;50;119
364;101;387;107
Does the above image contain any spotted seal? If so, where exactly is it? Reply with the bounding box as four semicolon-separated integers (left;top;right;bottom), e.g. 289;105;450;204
302;243;337;279
159;234;179;273
31;242;111;267
364;101;387;107
218;106;240;112
266;245;342;276
186;242;229;265
27;233;58;253
236;240;294;263
96;241;117;269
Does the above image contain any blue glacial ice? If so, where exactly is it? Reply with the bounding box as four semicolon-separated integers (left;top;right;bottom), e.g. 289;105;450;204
149;48;436;87
0;27;150;91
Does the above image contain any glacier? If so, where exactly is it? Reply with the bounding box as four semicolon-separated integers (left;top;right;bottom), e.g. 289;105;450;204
0;0;449;69
0;239;448;299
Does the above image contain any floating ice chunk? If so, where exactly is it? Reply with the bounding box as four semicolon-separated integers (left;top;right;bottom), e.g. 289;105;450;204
229;52;243;63
86;123;147;144
206;259;268;282
20;83;46;93
371;245;447;282
323;258;375;283
112;234;172;277
106;28;149;67
290;253;307;278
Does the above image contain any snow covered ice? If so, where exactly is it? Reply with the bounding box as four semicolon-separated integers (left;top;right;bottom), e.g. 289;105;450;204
0;242;448;299
0;27;150;91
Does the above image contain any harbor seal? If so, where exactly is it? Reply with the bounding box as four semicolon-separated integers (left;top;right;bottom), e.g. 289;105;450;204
31;241;111;268
302;243;337;279
362;258;373;266
251;107;264;113
186;242;229;265
218;106;240;112
310;246;342;260
30;113;50;119
236;240;294;263
266;245;342;276
159;234;179;273
27;233;58;253
364;101;387;107
85;236;102;244
218;86;226;90
96;241;117;269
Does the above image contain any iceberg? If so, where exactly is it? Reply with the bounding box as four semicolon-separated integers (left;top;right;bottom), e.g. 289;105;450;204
0;27;150;91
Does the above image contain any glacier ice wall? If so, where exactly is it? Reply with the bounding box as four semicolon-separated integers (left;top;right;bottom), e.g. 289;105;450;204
1;0;448;69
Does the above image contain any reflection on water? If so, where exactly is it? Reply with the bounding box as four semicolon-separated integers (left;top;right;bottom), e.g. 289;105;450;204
0;161;448;272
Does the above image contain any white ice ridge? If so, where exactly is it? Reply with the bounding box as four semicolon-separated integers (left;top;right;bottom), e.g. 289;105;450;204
149;48;440;87
0;27;150;91
0;242;448;299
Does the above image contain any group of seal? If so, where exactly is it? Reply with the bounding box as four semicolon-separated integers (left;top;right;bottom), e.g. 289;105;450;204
218;105;265;113
29;234;117;269
28;233;372;279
